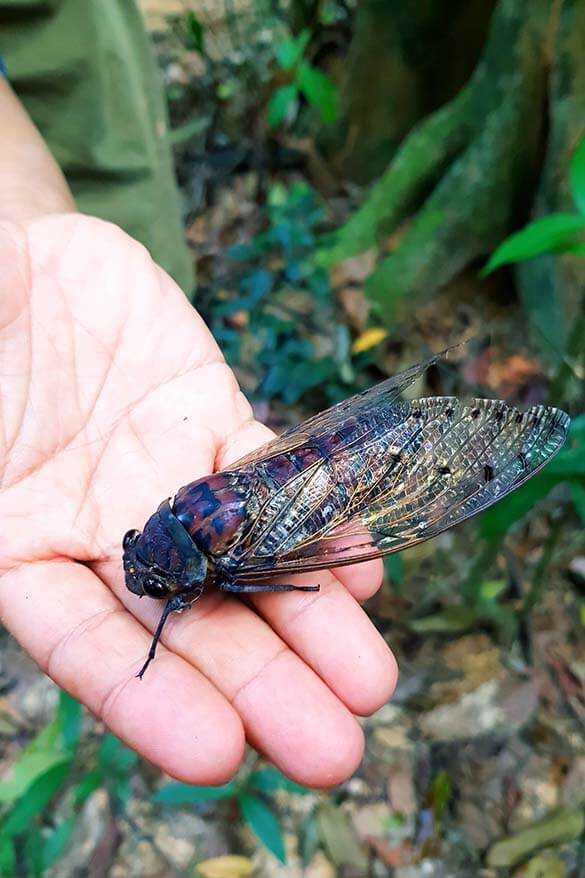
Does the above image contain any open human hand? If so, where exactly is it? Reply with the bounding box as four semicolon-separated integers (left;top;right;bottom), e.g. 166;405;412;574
0;214;397;788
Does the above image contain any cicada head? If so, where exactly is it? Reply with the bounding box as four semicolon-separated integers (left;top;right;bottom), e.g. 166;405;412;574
123;499;207;601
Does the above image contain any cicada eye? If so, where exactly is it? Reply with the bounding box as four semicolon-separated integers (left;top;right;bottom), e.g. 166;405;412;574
143;576;171;598
123;529;140;550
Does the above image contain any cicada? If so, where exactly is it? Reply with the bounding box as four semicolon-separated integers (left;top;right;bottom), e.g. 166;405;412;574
123;351;570;676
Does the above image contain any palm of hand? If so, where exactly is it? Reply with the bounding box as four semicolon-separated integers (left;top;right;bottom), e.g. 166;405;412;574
0;215;396;787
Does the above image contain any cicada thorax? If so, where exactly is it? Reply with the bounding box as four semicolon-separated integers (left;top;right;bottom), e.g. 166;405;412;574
173;471;257;560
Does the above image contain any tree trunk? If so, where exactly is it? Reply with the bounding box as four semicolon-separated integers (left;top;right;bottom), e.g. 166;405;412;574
319;0;585;364
325;0;498;182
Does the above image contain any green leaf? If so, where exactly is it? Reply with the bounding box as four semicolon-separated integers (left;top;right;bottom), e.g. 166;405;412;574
276;30;310;70
300;810;320;867
98;734;138;774
479;580;507;602
242;269;272;302
431;770;452;822
56;690;83;750
409;606;481;634
478;601;518;642
267;85;298;129
26;720;61;755
42;819;75;869
248;766;311;795
546;447;585;478
482;213;585;275
384;552;404;588
479;473;558;541
184;11;205;54
569;413;585;437
296;63;339;123
316;800;368;870
487;806;585;868
569;137;585;215
0;834;15;875
153;781;237;804
570;480;585;524
169;117;208;145
238;792;286;863
216;81;235;101
22;824;44;877
2;761;72;836
73;769;103;806
0;751;71;804
545;241;585;257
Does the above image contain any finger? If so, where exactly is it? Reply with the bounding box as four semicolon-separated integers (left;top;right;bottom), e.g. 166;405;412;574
0;560;245;785
246;572;397;716
101;560;365;788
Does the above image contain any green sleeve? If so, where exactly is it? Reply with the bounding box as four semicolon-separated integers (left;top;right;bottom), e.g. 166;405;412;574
0;0;194;294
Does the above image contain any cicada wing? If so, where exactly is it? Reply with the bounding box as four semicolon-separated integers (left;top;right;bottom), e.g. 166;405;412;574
231;347;452;469
231;398;570;579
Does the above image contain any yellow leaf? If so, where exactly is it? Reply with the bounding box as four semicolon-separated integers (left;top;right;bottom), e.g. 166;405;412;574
351;327;387;355
196;855;255;878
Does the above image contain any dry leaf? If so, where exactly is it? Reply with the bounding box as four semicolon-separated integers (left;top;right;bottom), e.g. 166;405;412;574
329;251;376;287
487;355;541;392
351;327;388;355
523;851;566;878
338;286;369;331
487;806;585;868
366;836;409;868
196;855;255;878
387;764;417;816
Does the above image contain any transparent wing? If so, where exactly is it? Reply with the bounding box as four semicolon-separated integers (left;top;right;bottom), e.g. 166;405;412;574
230;397;570;579
232;348;449;468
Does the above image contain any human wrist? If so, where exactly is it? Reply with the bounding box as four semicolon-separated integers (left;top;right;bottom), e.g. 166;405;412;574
0;79;75;221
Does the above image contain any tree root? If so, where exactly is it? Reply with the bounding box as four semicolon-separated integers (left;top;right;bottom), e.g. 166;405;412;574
320;0;569;333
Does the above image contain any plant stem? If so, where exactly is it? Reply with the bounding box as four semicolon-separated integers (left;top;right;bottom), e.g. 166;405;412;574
521;513;564;621
461;540;501;605
548;301;585;406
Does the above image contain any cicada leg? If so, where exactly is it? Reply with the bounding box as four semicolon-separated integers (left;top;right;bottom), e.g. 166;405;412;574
219;582;320;594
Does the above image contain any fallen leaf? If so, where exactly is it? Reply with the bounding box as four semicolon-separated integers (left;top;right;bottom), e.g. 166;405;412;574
373;725;412;752
523;851;566;878
487;354;542;393
487;806;585;868
409;607;481;635
351;327;388;355
330;250;376;287
366;836;409;868
196;855;255;878
387;764;417;816
560;756;585;807
338;286;369;331
352;803;392;840
316;800;368;871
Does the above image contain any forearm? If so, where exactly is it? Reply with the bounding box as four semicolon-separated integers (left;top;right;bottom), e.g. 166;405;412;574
0;78;75;220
